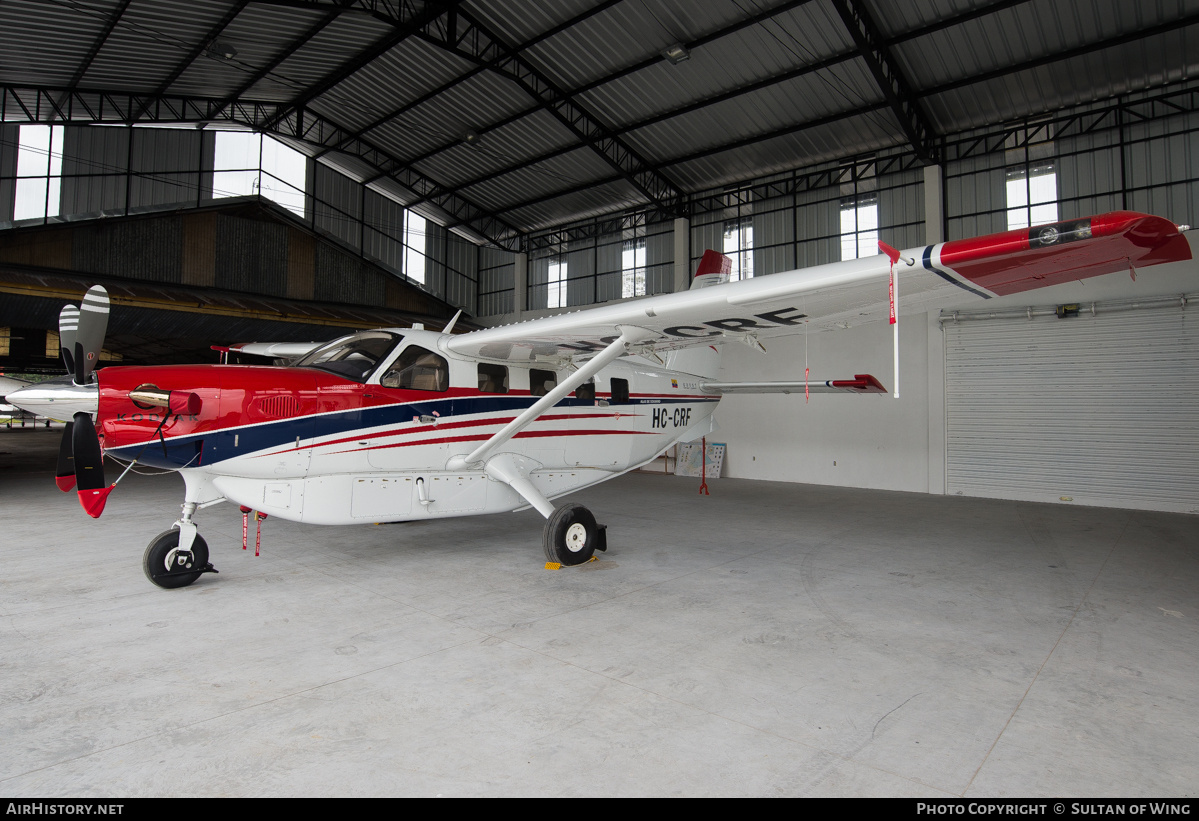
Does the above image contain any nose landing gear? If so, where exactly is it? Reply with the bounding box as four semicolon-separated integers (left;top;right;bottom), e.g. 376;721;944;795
142;530;217;589
142;499;218;589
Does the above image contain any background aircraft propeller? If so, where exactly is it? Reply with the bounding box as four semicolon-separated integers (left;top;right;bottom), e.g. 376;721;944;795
58;305;78;377
51;286;113;517
73;286;109;386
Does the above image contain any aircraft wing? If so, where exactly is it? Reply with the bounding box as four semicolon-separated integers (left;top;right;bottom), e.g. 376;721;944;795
446;212;1190;363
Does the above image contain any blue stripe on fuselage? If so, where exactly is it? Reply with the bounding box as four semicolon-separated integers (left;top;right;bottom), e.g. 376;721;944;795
105;393;717;469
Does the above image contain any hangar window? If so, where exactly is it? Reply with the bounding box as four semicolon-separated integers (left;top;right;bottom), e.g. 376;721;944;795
547;257;567;309
840;197;879;261
405;211;427;285
723;219;754;280
14;125;63;221
622;238;647;298
213;131;306;218
1006;164;1058;230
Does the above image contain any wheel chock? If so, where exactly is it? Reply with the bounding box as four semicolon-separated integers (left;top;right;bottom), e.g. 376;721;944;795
544;556;599;570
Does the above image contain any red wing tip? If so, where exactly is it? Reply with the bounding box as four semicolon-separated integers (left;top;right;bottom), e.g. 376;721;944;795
78;486;114;518
56;475;76;492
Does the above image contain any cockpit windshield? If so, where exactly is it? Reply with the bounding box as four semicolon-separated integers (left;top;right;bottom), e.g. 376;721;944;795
292;331;402;382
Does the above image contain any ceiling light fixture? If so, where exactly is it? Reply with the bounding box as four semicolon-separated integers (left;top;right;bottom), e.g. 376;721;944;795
462;129;480;146
208;40;238;60
662;43;690;65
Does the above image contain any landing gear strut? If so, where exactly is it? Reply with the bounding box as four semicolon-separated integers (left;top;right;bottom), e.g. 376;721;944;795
542;503;607;566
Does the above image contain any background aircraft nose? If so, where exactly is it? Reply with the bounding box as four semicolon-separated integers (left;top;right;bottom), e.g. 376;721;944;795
6;378;99;420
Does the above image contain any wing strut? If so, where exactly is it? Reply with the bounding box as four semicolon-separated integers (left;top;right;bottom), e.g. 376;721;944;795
449;327;654;473
880;240;914;399
447;327;654;519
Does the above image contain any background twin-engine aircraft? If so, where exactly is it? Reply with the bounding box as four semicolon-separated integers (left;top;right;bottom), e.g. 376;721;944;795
8;211;1190;588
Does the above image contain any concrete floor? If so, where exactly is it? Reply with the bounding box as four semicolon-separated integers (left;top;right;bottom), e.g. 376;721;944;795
0;424;1195;798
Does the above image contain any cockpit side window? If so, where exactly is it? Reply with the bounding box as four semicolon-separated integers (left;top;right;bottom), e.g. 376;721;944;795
380;345;449;391
293;331;400;383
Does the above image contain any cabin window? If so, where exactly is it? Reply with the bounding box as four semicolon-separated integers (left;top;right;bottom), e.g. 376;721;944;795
380;345;448;391
575;380;595;402
610;378;629;404
478;363;508;394
530;369;557;397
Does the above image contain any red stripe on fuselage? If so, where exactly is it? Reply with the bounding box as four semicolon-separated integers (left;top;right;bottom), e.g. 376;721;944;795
258;412;635;457
329;427;657;456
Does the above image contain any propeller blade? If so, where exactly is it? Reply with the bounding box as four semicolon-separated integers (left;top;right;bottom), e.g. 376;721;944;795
55;420;76;492
74;286;109;385
72;411;110;518
58;305;79;377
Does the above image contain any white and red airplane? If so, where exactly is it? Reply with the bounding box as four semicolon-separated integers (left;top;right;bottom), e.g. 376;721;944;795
7;211;1191;588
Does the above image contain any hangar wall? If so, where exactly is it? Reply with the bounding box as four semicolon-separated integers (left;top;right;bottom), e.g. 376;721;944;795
0;124;482;313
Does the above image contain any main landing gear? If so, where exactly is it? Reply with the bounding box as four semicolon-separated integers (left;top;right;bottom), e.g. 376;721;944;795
542;503;608;566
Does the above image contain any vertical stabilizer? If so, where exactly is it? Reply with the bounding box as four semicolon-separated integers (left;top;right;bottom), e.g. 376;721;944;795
690;249;732;289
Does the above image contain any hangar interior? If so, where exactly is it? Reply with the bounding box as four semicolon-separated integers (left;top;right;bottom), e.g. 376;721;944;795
0;0;1196;798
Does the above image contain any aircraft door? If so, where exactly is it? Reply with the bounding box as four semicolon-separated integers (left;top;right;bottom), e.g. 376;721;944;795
367;342;453;471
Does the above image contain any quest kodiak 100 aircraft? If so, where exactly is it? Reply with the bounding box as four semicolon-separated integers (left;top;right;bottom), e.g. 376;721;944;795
8;211;1191;588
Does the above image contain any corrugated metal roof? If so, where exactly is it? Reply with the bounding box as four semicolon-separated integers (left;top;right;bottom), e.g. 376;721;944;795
1;0;1198;242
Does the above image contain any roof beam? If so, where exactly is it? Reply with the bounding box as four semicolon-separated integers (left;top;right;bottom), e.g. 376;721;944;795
918;12;1199;99
400;0;818;180
407;48;860;211
411;6;686;216
216;6;344;107
129;1;251;121
66;0;133;90
258;0;463;132
312;0;626;160
884;0;1032;47
829;0;939;163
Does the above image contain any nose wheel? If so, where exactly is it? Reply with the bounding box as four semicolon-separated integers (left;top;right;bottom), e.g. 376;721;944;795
543;503;607;566
142;529;216;589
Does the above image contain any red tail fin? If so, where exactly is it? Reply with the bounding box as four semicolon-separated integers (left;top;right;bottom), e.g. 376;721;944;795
695;249;732;277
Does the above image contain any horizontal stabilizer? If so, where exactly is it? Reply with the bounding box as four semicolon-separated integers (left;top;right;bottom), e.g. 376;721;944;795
702;374;886;395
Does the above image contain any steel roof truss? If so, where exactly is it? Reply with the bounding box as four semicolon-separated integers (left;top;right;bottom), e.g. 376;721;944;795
414;7;685;216
830;0;939;164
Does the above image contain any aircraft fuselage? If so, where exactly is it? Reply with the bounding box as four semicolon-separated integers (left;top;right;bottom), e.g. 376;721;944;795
98;330;719;525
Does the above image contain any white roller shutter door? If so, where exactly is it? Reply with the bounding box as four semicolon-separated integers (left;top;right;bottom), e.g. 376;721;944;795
944;304;1198;514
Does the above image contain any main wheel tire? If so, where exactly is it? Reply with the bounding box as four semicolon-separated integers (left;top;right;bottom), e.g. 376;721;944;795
142;529;209;589
543;503;598;566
